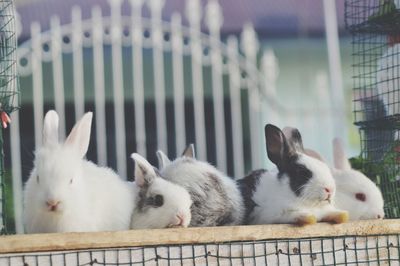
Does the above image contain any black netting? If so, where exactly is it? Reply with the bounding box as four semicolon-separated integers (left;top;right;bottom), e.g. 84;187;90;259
0;0;20;234
346;0;400;219
0;235;399;265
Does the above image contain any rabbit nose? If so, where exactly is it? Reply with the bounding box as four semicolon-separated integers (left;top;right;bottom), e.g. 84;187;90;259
324;187;331;194
46;199;60;211
176;214;185;226
377;214;383;219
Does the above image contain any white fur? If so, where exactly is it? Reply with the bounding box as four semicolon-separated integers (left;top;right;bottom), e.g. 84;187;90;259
24;111;134;233
157;148;245;226
331;138;384;220
250;154;339;224
130;153;192;229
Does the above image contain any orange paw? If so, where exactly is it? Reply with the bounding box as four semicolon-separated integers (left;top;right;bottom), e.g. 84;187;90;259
295;214;317;226
321;211;349;224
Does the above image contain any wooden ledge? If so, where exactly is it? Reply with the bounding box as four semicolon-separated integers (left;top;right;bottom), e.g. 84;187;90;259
0;219;399;254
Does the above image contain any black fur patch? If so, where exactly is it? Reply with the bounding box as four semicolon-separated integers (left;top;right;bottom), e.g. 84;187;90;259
279;155;312;196
237;169;266;224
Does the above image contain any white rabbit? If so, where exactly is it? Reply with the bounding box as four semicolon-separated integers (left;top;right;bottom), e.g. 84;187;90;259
129;153;192;229
239;124;348;226
23;110;134;233
156;145;245;227
302;138;385;221
377;43;400;117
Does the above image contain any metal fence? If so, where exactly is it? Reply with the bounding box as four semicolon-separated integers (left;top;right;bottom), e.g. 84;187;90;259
1;235;399;265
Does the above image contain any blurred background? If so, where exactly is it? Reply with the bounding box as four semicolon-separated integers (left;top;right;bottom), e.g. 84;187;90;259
5;0;357;232
13;0;356;156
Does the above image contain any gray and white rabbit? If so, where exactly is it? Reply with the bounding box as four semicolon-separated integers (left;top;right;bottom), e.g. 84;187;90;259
238;124;348;226
24;110;134;233
156;145;245;227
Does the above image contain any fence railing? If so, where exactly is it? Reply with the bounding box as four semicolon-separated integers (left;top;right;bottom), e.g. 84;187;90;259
10;0;339;234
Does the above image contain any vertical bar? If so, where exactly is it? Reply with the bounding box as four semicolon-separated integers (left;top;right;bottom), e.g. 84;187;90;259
241;24;262;169
261;49;280;126
227;36;244;178
148;0;168;153
206;0;227;172
171;13;186;154
247;74;262;170
71;6;85;120
130;0;147;157
109;0;127;178
92;6;108;166
315;71;333;162
50;16;66;139
0;128;5;234
323;0;346;142
10;112;23;233
186;0;207;161
31;22;44;148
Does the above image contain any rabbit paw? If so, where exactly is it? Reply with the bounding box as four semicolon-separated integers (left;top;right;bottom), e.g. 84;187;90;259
321;211;349;224
294;214;317;226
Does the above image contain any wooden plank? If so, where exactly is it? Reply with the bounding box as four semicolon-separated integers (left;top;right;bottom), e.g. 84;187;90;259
0;220;399;254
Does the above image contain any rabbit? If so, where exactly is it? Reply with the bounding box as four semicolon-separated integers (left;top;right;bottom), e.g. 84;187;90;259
238;124;348;226
23;110;134;233
156;144;245;227
377;43;400;117
301;137;385;221
129;153;193;229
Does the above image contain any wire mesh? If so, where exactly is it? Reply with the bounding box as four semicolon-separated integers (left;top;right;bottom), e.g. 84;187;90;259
0;0;19;114
0;0;19;234
345;0;400;33
346;0;400;219
0;235;399;265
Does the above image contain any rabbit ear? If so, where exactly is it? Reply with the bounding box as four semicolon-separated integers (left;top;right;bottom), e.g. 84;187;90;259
156;150;171;169
282;126;304;152
304;148;325;162
43;110;59;146
131;153;156;188
333;138;351;170
265;124;295;170
182;144;195;158
64;112;93;158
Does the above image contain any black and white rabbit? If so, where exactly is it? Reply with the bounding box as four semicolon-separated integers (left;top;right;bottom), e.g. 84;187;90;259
157;145;245;227
238;124;348;226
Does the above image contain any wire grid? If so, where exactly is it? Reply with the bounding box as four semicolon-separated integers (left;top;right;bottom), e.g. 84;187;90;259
352;31;400;126
345;0;400;33
0;234;399;265
0;0;19;114
359;128;400;218
346;0;400;219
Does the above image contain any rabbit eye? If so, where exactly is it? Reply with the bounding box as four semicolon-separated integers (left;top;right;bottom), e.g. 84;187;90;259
355;193;366;202
295;166;311;179
153;194;164;207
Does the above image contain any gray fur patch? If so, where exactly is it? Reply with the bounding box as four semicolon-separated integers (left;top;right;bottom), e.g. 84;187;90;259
136;184;150;212
188;172;237;227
